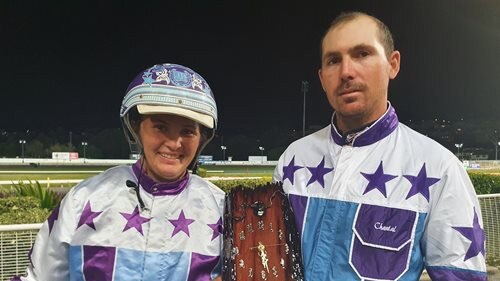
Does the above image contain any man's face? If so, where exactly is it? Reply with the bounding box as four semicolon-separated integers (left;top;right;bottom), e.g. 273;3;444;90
318;16;400;131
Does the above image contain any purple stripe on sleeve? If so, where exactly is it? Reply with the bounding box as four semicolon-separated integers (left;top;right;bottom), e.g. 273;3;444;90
289;194;308;237
426;266;487;281
187;253;220;281
83;245;116;281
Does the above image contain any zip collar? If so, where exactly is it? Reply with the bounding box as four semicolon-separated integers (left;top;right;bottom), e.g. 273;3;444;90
132;160;189;196
330;103;399;147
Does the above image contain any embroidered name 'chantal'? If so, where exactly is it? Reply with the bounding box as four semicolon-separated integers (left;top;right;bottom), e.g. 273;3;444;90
374;222;397;233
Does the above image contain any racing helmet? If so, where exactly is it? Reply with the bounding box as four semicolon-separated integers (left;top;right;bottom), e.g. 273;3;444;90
120;63;218;158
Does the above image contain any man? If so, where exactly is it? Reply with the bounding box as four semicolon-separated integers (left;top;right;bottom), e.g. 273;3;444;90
273;11;487;281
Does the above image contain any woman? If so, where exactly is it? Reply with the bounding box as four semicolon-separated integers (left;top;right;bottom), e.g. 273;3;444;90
15;63;224;281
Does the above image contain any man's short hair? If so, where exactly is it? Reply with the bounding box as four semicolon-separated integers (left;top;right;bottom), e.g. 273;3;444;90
320;11;395;60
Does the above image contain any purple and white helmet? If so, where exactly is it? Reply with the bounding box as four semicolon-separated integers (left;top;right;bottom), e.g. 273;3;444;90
120;63;218;154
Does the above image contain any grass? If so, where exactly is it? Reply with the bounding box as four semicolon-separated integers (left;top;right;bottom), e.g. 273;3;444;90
0;165;115;171
0;164;275;193
468;168;500;175
0;165;498;189
0;165;113;181
201;164;274;178
0;173;97;181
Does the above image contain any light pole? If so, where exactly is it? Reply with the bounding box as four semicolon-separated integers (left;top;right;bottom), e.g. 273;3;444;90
496;141;500;161
81;141;88;162
220;145;226;161
19;140;26;162
258;146;265;163
301;81;309;137
69;131;73;149
454;143;463;158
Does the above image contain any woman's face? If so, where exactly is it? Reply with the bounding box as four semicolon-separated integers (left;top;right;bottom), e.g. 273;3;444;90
138;114;201;182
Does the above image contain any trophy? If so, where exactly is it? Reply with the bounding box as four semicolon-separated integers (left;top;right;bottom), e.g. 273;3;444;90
222;182;304;281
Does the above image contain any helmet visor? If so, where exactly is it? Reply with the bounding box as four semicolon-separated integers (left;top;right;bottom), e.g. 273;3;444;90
137;104;214;129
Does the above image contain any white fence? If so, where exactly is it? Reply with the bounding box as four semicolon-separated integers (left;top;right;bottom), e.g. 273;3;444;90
0;158;279;167
1;194;499;280
0;158;498;168
0;158;136;166
0;224;42;280
479;193;500;260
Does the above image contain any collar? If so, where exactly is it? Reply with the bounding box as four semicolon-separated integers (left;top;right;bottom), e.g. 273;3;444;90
132;160;189;196
330;103;399;147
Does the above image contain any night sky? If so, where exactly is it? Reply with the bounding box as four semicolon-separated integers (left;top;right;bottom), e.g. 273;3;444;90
2;1;500;136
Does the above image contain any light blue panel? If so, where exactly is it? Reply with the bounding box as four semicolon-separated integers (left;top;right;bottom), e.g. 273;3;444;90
114;248;144;281
302;198;360;280
142;251;189;281
300;196;326;269
69;246;191;281
69;245;84;281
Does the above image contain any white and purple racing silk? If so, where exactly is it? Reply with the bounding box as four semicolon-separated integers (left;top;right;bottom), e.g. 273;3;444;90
273;105;487;281
17;162;225;281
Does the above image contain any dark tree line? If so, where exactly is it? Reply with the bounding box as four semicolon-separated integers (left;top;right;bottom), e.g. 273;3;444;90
0;128;130;159
1;118;499;160
0;126;305;160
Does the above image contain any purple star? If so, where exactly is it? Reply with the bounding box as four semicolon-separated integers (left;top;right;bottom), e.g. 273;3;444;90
306;157;334;188
77;201;103;230
120;206;151;235
168;210;195;237
360;161;397;198
452;208;486;261
282;156;303;185
208;217;223;241
403;163;440;202
47;203;60;235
